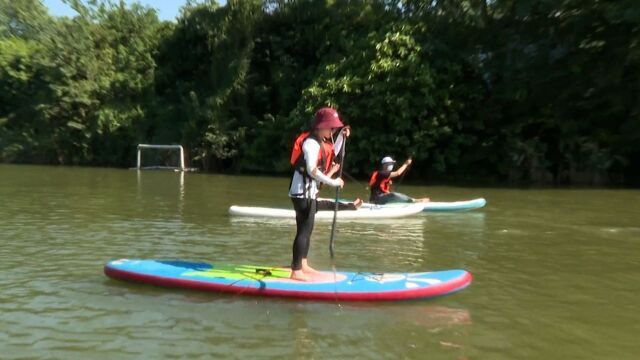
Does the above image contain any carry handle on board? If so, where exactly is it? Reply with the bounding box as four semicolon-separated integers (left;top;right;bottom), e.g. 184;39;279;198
255;268;272;276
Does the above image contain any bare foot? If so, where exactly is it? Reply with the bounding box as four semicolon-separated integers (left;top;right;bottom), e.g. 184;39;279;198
301;264;322;274
290;270;310;281
353;198;363;209
301;259;321;274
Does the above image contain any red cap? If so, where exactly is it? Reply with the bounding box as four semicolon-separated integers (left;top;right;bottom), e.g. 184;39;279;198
312;107;344;129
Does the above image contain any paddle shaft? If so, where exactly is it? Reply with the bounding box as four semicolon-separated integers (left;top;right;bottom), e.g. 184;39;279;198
394;157;413;193
342;170;368;191
329;133;347;260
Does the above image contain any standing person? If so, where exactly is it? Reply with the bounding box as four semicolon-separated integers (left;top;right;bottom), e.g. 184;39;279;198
288;107;360;281
369;156;430;205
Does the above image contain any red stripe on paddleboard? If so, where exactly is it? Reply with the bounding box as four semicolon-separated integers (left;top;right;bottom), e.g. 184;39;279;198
104;266;472;301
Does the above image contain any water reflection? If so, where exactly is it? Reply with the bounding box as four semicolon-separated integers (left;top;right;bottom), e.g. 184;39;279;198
230;216;428;269
422;212;488;268
228;216;427;228
427;212;486;231
5;165;639;359
155;292;472;358
340;302;472;328
135;170;186;217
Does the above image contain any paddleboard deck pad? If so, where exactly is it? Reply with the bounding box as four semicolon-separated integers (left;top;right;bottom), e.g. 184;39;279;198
104;259;472;301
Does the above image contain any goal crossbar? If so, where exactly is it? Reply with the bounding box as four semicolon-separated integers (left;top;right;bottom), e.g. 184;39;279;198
136;144;185;171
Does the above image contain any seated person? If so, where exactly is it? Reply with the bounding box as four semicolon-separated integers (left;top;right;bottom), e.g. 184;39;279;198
369;156;430;205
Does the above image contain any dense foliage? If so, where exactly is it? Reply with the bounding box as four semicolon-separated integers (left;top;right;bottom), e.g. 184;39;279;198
1;0;639;185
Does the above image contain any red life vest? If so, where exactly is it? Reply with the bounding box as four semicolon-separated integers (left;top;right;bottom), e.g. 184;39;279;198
290;132;334;174
369;171;392;193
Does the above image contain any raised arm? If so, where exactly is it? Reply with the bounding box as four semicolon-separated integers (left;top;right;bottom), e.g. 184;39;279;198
390;158;412;178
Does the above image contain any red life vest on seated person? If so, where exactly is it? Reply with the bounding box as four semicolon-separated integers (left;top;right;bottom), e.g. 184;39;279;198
290;132;334;175
369;171;392;194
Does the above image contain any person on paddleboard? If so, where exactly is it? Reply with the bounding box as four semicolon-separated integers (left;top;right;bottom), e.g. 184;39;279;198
289;107;362;281
369;156;430;205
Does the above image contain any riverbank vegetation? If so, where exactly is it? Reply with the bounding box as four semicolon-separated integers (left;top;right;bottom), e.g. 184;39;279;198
1;0;639;185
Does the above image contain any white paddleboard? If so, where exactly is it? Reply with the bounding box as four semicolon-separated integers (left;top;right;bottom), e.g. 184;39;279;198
228;203;425;220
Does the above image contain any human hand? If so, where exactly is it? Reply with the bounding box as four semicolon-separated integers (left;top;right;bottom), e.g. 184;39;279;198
330;163;341;173
336;178;345;188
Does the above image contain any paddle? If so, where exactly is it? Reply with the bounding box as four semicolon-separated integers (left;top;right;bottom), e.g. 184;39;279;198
329;129;347;261
342;170;369;192
394;156;413;193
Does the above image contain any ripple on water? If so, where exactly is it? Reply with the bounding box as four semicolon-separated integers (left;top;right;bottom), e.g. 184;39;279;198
2;165;639;358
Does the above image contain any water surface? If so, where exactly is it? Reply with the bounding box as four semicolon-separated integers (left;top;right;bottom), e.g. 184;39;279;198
1;165;638;359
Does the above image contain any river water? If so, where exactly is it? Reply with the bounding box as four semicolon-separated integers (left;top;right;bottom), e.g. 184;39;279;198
1;164;638;359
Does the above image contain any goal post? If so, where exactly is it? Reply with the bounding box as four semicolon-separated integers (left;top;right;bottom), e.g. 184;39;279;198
136;144;185;171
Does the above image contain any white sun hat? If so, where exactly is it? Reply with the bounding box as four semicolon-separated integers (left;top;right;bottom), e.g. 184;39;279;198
380;156;396;165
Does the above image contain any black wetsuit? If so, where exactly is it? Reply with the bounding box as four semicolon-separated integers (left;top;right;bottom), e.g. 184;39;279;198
288;135;355;271
290;198;355;270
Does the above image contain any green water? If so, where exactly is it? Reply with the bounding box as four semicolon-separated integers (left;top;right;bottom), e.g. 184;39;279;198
1;164;638;359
